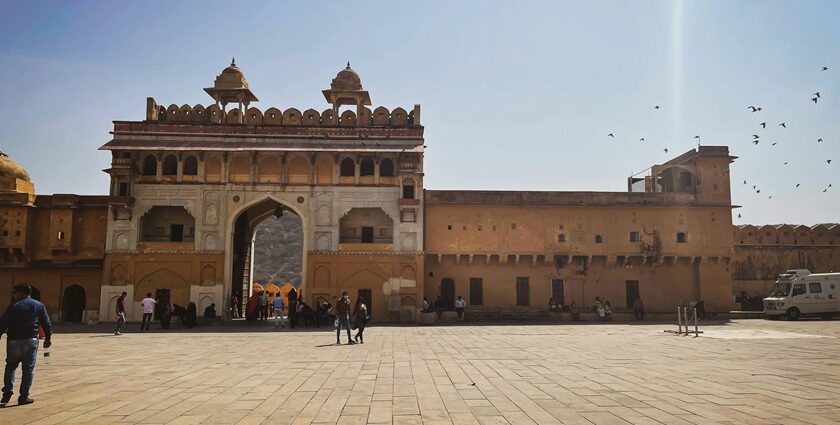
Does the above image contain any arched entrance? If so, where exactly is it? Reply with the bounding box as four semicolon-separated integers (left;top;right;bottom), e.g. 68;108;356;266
62;285;86;322
230;198;304;319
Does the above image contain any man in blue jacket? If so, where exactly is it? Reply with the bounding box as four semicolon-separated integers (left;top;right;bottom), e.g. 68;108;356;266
0;284;52;406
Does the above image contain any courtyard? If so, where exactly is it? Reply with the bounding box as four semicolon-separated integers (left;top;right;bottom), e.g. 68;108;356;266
2;319;840;424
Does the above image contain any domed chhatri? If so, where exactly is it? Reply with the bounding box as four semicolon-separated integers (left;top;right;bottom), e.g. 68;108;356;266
322;62;371;109
204;58;258;107
0;150;31;182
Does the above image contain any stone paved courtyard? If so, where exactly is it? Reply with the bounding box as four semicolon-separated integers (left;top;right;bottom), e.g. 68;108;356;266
3;319;840;424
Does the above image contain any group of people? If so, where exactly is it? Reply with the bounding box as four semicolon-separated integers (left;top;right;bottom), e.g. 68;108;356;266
421;295;468;321
547;296;647;321
113;291;200;335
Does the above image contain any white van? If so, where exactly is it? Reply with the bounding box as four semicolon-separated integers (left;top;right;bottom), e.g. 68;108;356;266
763;269;840;320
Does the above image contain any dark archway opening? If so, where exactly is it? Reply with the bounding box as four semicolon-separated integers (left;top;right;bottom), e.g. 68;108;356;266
62;284;86;322
440;278;455;310
231;199;303;320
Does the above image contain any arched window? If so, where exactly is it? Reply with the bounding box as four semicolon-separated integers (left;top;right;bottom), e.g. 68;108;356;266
380;158;395;177
183;156;198;175
595;235;603;243
677;232;688;243
360;158;375;176
162;155;178;176
340;158;355;177
142;155;157;176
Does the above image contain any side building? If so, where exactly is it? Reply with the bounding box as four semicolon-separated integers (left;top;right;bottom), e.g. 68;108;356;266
424;146;738;314
0;151;107;322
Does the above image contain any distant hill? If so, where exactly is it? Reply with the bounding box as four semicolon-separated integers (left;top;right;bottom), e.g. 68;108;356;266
252;214;303;286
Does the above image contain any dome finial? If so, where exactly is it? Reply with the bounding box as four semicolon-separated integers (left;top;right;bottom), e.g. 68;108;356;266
346;61;351;69
231;57;236;66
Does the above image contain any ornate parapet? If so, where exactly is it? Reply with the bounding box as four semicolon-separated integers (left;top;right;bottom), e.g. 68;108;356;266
145;98;421;128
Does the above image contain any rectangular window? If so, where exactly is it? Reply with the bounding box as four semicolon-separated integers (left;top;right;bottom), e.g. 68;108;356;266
551;279;564;306
469;278;484;306
118;182;129;196
792;283;806;296
57;231;65;240
629;231;640;243
677;232;688;243
809;282;823;293
557;234;566;242
361;227;374;243
516;277;530;306
625;280;640;309
402;184;415;200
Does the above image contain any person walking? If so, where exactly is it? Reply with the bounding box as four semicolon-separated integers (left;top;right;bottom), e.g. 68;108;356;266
139;293;157;331
335;292;354;345
114;291;127;335
274;294;285;328
0;284;52;406
353;297;368;344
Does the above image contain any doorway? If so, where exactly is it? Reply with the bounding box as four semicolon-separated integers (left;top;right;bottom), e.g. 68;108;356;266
571;279;584;306
154;289;171;320
358;289;372;321
516;277;530;306
440;278;455;310
551;279;565;307
170;224;184;242
626;280;640;310
62;285;86;322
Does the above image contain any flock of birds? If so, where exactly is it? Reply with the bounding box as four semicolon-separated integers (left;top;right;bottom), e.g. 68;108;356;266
607;66;834;220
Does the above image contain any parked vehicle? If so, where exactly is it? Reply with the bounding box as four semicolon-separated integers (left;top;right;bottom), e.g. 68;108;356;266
763;269;840;320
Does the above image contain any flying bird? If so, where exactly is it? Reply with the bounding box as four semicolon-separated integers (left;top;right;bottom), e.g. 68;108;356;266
824;189;828;193
743;180;747;184
822;66;829;71
828;159;833;164
784;162;789;165
814;92;821;98
818;138;823;143
768;196;773;199
760;122;766;128
753;140;760;145
608;133;614;138
796;184;800;188
756;190;761;194
748;106;761;112
813;97;819;104
738;214;742;218
779;122;786;128
753;134;760;139
664;148;669;153
639;138;645;142
753;185;757;189
654;105;660;110
830;184;833;188
772;142;778;146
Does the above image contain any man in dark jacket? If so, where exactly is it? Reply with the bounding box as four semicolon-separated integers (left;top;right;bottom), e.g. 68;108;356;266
335;292;354;345
0;284;52;406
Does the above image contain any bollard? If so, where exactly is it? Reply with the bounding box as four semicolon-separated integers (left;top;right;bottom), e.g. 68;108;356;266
676;307;683;334
693;308;699;337
683;307;690;336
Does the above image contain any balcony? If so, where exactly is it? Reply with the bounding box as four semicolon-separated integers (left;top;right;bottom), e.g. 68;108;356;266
337;243;393;252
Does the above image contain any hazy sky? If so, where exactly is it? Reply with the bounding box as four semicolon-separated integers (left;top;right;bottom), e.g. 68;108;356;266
1;1;838;225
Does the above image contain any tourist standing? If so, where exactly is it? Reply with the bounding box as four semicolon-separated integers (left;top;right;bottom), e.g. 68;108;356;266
259;291;269;321
353;297;368;344
114;291;127;335
593;296;605;320
454;296;467;322
0;284;52;406
274;294;285;328
335;292;354;345
139;293;157;331
288;288;298;329
633;297;645;320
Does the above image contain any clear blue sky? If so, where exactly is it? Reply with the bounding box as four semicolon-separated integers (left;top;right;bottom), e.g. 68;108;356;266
1;1;838;225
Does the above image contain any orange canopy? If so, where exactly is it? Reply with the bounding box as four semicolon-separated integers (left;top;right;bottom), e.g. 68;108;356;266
265;283;281;295
251;283;264;294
